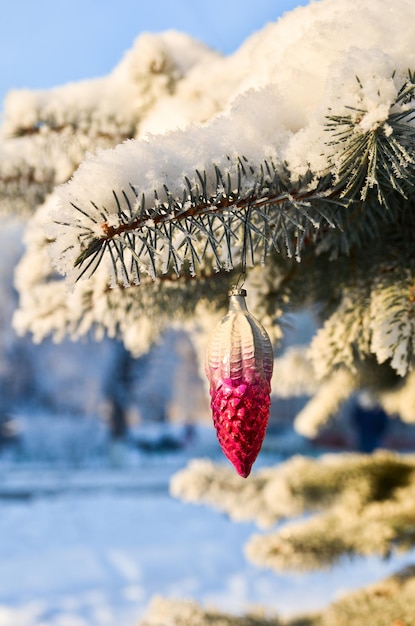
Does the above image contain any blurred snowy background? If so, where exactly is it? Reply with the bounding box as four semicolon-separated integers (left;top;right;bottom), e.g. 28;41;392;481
2;1;415;625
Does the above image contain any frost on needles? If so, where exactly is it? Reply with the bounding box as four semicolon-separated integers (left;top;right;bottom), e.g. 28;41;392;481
50;67;415;290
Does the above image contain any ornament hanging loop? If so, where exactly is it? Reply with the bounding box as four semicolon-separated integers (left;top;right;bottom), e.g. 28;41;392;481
240;206;251;276
233;269;246;294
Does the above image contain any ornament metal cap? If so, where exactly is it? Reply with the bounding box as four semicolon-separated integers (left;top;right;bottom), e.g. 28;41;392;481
228;286;247;297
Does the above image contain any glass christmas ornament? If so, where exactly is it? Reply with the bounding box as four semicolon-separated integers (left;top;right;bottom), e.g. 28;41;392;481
205;287;274;477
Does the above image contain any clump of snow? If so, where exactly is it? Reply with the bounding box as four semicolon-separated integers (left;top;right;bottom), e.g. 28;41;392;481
369;272;415;377
293;368;356;437
272;346;319;398
1;31;218;140
381;368;415;423
0;31;221;216
309;289;372;380
49;83;287;286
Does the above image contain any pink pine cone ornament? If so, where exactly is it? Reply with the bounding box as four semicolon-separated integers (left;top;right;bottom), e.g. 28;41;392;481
205;288;274;478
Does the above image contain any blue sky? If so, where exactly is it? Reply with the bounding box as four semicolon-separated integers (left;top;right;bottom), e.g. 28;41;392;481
0;0;309;111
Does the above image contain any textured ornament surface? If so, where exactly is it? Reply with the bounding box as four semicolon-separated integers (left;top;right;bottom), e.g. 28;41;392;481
205;288;274;477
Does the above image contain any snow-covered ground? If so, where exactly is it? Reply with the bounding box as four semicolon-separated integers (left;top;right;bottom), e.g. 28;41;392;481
0;436;414;626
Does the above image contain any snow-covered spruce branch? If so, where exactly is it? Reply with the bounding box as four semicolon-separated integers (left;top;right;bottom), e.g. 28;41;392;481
138;596;286;626
310;263;415;378
273;327;415;436
53;153;338;287
49;74;415;288
0;31;219;217
326;72;415;206
170;458;281;529
0;118;130;216
314;565;415;626
0;32;216;142
171;452;415;570
293;368;357;438
13;195;239;353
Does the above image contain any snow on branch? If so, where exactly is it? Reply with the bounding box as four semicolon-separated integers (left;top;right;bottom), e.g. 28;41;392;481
0;32;219;216
48;64;415;290
380;368;415;423
1;32;216;140
13;196;233;353
370;267;415;376
0;137;57;215
293;368;357;437
309;284;372;378
325;71;415;205
171;452;415;571
310;264;415;379
271;346;320;397
316;565;415;626
171;459;282;528
138;596;285;626
48;85;341;288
